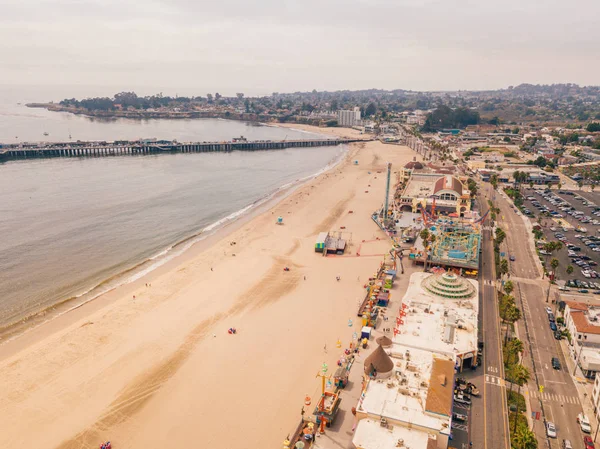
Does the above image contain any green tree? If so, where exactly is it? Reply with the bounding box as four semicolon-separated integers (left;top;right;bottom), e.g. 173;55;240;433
495;228;507;246
586;122;600;132
490;174;499;190
504;280;514;295
512;423;538;449
500;258;509;277
566;265;574;275
419;229;430;242
512;364;531;432
364;102;377;117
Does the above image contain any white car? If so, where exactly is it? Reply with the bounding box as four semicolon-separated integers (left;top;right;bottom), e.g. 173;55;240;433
578;414;592;433
583;271;592;278
546;306;553;314
547;421;557;438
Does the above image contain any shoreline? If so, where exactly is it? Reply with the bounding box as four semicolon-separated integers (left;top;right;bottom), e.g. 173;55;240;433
25;102;325;127
0;124;418;449
0;141;347;346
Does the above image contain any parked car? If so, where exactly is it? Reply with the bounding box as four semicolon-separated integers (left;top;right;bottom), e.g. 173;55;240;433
584;436;595;449
547;421;557;438
550;322;558;331
548;313;556;322
546;306;553;314
510;255;516;261
555;331;563;340
454;393;471;405
453;412;468;422
552;357;561;370
578;414;592;433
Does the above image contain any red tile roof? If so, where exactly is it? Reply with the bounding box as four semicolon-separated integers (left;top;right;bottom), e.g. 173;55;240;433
571;311;600;335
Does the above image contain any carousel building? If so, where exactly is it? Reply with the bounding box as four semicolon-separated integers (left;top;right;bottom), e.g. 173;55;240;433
399;173;471;217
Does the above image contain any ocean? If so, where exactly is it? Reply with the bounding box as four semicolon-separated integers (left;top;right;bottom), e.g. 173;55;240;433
0;88;344;334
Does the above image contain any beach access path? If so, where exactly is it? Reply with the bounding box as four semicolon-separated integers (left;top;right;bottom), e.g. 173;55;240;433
0;126;420;449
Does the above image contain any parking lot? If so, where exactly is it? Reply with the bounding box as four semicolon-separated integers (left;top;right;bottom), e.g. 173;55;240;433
520;188;600;293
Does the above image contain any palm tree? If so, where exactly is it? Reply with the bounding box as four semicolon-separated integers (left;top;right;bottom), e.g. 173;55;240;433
551;258;559;277
513;426;538;449
512;364;531;432
495;228;507;247
490;174;499;190
500;259;509;277
504;280;514;295
503;305;521;344
505;338;524;366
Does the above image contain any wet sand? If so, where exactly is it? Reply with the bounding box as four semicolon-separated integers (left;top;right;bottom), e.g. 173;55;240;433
0;125;420;448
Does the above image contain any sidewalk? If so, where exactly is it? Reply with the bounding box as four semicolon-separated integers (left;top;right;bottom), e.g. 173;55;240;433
312;258;418;449
559;338;596;424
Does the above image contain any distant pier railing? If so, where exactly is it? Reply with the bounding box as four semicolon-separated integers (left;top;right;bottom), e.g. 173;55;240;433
0;138;362;161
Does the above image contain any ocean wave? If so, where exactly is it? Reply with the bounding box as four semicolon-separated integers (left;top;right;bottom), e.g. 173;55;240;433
0;144;348;344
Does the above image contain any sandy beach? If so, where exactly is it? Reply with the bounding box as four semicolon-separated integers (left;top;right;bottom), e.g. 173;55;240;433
0;125;420;449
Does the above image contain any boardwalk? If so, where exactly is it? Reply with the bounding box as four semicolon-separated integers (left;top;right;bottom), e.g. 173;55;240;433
0;138;360;161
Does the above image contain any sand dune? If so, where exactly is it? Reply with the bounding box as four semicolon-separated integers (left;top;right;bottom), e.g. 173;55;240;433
0;127;419;449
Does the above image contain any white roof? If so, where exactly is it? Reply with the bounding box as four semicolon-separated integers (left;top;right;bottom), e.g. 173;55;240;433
353;418;435;449
358;347;453;433
392;272;479;358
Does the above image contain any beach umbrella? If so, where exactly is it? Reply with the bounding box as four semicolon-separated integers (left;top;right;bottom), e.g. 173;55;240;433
336;339;342;348
295;441;305;449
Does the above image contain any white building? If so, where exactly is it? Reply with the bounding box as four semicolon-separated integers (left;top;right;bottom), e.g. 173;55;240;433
353;272;479;449
355;346;454;449
564;301;600;379
338;107;361;127
392;272;479;370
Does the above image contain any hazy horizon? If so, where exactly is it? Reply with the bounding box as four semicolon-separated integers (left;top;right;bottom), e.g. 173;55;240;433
1;0;599;97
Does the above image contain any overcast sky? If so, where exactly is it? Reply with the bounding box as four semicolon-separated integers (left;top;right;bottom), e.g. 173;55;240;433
1;0;599;96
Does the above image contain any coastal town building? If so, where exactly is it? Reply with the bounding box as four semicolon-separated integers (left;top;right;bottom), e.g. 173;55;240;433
392;272;479;369
355;346;454;449
398;172;471;217
563;300;600;379
354;272;479;449
338;107;362;127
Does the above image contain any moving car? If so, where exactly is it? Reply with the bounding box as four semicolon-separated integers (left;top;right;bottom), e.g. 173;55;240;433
564;440;573;449
547;421;557;438
509;255;516;261
552;357;561;370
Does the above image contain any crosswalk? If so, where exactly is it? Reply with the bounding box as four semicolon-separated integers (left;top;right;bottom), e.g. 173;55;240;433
485;375;504;386
482;280;495;286
529;391;580;404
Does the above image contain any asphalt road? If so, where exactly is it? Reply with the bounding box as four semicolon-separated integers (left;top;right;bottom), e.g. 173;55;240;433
476;190;511;449
488;183;587;449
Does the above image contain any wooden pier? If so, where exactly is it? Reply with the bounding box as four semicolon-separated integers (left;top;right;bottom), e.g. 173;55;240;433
0;138;360;161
